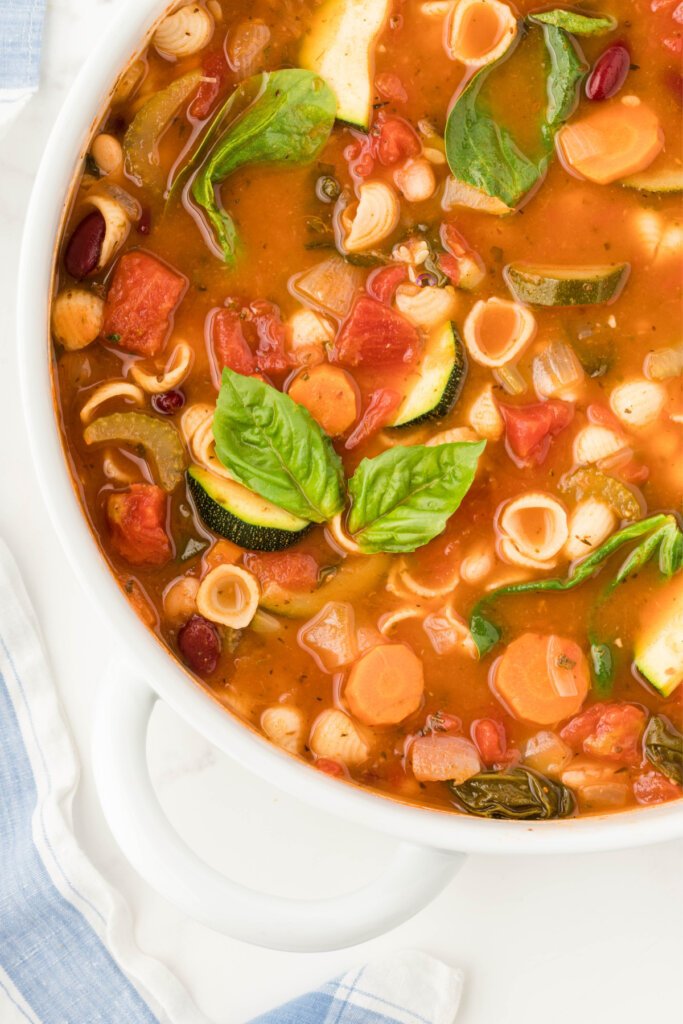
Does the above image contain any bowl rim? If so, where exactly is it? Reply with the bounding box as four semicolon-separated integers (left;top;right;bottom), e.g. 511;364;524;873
17;0;683;855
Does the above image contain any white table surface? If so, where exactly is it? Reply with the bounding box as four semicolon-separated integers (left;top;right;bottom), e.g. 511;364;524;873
1;2;682;1020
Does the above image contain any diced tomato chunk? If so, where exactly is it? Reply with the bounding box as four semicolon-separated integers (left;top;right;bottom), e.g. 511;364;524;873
333;297;421;368
251;299;291;374
587;403;622;431
618;457;650;485
472;718;507;765
106;484;171;565
633;771;682;804
374;72;408;105
561;702;647;763
103;252;185;357
437;253;462;285
427;711;462;733
316;758;346;777
500;400;574;464
345;388;402;450
560;703;604;747
190;50;231;119
244;552;319;592
374;114;421;166
441;223;471;258
211;308;257;376
366;264;409;304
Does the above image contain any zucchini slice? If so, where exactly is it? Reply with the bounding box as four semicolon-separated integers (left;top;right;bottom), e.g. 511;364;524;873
300;0;391;129
187;465;312;552
259;553;390;617
622;165;683;193
635;573;683;697
504;263;629;306
389;320;467;428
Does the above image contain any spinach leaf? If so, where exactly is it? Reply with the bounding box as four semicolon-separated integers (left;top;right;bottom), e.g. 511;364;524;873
644;716;683;785
531;9;617;36
212;369;345;523
450;767;575;820
589;641;614;697
347;442;485;554
542;24;588;131
469;513;683;657
188;69;336;263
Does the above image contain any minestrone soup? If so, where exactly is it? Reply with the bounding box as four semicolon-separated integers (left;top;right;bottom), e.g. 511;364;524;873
50;0;683;819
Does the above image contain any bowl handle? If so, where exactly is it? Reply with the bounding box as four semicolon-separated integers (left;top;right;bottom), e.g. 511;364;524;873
92;663;464;951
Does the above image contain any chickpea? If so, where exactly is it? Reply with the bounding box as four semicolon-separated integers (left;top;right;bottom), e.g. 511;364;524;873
163;576;200;624
91;133;123;176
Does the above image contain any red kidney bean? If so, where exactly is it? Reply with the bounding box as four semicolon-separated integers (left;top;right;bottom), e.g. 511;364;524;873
152;389;185;415
178;615;220;675
64;210;106;279
585;42;631;101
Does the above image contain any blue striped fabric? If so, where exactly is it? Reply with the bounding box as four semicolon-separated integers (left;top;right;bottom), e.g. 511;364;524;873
0;0;46;90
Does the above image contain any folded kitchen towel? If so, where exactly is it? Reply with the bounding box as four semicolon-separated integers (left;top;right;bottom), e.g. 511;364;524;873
0;0;47;136
0;536;464;1023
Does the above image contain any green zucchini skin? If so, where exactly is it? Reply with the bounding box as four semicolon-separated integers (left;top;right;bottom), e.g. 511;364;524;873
389;320;468;429
504;263;629;306
187;466;313;552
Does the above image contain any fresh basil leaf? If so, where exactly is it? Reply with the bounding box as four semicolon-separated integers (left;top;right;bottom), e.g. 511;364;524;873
470;611;501;658
212;368;345;523
542;23;588;130
450;767;575;820
347;442;485;554
589;641;614;697
644;716;683;785
188;69;336;263
531;9;617;36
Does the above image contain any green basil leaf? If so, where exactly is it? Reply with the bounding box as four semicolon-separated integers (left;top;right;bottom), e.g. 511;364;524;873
470;611;501;658
450;767;575;820
542;23;588;130
189;69;336;263
347;442;485;554
531;9;617;36
589;641;614;697
212;369;345;523
644;716;683;785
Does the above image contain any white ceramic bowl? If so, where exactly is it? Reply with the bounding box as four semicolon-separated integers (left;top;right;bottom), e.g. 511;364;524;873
18;0;683;952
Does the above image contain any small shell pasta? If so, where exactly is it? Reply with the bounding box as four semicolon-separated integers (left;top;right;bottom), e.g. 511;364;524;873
468;384;504;439
196;564;259;629
51;289;104;350
83;192;130;269
79;380;145;423
181;403;233;479
379;606;425;635
426;427;478;445
564;498;616;560
447;0;518;68
609;378;666;430
394;283;460;331
310;709;369;765
497;492;569;569
327;513;362;555
463;297;536;367
130;342;194;393
573;424;628;465
261;705;305;754
342;181;400;252
154;4;213;58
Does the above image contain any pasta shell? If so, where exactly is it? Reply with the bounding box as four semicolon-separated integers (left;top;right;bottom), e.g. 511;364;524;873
129;341;194;393
392;237;430;266
426;427;479;445
326;513;362;555
468;384;504;439
442;175;512;215
310;709;369;765
497;492;569;568
196;564;259;629
394;282;460;332
84;192;130;269
181;403;233;479
154;4;213;58
79;381;145;423
101;449;139;485
459;541;495;584
342;181;400;252
463;297;536;367
610;378;666;430
379;606;425;635
51;288;104;350
447;0;518;68
261;705;305;754
394;159;436;203
573;424;628;465
564;498;616;561
633;209;663;258
421;1;456;15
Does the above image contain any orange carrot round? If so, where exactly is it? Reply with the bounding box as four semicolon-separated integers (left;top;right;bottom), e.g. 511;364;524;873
493;633;589;725
557;98;663;185
345;643;424;726
288;365;358;436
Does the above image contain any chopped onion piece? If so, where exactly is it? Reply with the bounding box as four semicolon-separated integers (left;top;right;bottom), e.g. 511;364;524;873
290;255;363;318
493;362;527;395
533;341;584;399
643;342;683;381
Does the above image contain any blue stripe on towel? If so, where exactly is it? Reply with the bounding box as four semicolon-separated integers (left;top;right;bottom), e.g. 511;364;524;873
0;658;160;1024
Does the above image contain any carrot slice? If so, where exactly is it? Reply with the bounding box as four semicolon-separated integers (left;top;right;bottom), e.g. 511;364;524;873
557;98;664;185
287;365;359;437
345;643;424;725
493;633;589;725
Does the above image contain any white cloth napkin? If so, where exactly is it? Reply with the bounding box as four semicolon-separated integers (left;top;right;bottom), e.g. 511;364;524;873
0;0;47;137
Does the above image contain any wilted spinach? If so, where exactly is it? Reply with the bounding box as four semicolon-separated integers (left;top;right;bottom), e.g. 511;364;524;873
450;767;574;820
176;69;336;264
644;717;683;785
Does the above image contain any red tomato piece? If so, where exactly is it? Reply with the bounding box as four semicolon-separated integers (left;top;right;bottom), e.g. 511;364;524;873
437;253;462;285
633;771;682;804
618;458;650;485
333;297;421;368
375;114;421;166
375;72;408;104
211;308;257;376
441;223;470;258
472;718;507;765
251;299;291;374
344;388;402;450
583;703;647;762
190;50;231;119
345;135;375;178
316;758;346;777
106;484;171;566
103;252;185;357
244;552;319;591
560;703;605;747
366;264;409;304
500;400;574;464
587;403;622;431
